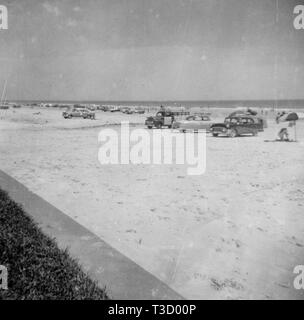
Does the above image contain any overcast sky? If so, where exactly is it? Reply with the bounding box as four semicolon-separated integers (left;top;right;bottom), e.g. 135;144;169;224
0;0;303;101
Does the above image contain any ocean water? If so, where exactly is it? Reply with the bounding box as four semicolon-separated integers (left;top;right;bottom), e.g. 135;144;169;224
11;99;304;109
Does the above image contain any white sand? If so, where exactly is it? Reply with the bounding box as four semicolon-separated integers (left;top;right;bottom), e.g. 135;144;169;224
1;106;304;299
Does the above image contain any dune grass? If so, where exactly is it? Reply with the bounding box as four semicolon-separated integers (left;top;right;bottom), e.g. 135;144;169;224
0;189;108;300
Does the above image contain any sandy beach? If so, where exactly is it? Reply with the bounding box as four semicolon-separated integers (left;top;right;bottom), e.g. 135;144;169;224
1;106;304;300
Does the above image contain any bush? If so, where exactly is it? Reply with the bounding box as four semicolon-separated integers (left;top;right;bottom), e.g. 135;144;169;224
0;189;108;300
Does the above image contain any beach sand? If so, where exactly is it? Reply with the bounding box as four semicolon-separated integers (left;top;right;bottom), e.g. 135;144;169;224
1;106;304;299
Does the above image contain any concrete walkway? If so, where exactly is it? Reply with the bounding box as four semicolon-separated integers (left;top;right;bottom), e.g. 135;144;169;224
0;170;184;300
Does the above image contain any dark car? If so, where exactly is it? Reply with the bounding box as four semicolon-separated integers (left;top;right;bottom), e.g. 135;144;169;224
121;107;134;114
210;115;261;137
145;111;175;129
97;105;109;112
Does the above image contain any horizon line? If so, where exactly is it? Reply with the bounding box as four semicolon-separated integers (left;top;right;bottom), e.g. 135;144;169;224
6;98;304;103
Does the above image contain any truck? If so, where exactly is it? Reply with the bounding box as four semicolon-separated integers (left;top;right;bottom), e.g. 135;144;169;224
145;110;190;129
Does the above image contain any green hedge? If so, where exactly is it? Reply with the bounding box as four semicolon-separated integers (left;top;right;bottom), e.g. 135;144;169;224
0;189;108;300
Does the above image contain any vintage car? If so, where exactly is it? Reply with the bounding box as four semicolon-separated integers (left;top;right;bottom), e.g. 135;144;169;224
133;107;145;114
62;108;95;119
210;115;261;137
109;106;120;112
229;110;266;131
145;111;175;129
121;107;134;114
97;105;109;112
172;114;213;132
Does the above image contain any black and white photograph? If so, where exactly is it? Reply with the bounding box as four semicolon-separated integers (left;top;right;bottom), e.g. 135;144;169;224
0;0;304;303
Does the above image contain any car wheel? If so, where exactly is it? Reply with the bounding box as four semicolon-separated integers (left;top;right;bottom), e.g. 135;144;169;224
229;129;237;138
212;133;219;137
147;126;153;129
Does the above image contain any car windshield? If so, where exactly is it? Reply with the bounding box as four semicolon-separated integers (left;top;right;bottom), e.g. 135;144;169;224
225;117;238;124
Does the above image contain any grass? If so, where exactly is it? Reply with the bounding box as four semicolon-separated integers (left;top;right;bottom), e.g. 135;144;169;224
0;189;109;300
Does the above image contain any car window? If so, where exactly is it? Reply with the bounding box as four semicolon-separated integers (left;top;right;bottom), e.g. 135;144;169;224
193;116;202;121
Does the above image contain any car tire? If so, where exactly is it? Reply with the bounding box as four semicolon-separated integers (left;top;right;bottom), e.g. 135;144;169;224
229;129;237;138
212;133;219;137
147;126;153;129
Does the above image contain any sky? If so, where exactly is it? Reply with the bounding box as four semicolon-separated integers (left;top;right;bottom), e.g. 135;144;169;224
0;0;303;101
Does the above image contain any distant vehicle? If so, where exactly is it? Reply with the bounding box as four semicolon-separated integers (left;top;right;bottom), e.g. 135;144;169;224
73;104;86;109
87;105;97;111
0;105;9;110
125;108;134;114
97;105;109;112
109;106;120;112
145;111;175;129
210;115;261;137
172;115;213;132
121;107;133;114
62;108;95;120
133;107;145;114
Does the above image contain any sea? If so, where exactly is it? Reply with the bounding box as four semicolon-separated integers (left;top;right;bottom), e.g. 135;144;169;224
9;99;304;110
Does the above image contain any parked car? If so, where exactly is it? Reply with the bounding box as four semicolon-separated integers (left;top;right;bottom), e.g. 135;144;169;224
210;115;260;137
62;108;95;119
172;115;213;132
97;105;109;112
145;111;175;129
126;108;135;114
133;107;145;114
109;106;120;112
121;107;133;114
228;110;266;131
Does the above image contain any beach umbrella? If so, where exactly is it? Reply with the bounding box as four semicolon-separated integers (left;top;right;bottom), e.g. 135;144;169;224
278;112;299;122
278;112;299;141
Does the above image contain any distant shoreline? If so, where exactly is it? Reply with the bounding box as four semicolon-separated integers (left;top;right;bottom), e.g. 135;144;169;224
5;99;304;109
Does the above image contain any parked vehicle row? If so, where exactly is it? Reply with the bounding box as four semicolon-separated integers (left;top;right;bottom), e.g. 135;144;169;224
98;105;145;114
145;110;266;137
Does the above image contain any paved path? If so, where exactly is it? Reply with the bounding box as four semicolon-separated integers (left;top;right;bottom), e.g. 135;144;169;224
0;170;184;300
